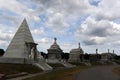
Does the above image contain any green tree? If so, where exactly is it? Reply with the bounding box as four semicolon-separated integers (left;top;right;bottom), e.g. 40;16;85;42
0;49;5;56
84;53;90;60
64;53;69;62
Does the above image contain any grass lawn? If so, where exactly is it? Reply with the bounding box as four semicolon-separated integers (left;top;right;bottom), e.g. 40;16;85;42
0;63;43;75
113;67;120;75
24;62;114;80
24;66;90;80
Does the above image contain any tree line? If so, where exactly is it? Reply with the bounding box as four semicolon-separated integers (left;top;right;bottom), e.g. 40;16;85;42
40;52;69;61
0;48;5;56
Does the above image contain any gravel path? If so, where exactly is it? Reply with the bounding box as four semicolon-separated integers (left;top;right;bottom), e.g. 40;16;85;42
76;65;120;80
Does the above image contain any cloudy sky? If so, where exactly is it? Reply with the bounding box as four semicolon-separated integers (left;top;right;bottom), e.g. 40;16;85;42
0;0;120;54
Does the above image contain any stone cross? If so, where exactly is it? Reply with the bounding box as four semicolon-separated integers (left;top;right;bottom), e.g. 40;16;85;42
54;37;57;43
108;49;110;53
96;49;98;54
78;42;80;48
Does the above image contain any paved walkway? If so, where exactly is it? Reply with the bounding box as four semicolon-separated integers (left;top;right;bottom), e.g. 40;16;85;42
76;65;120;80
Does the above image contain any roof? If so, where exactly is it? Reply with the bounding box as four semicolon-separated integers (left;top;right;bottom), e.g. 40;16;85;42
70;43;84;54
48;38;62;51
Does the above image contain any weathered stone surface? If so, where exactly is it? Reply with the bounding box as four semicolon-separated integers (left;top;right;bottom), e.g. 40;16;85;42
0;57;30;64
1;19;53;71
4;19;34;59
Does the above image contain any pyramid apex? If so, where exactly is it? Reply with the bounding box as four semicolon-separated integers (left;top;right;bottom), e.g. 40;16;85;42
18;18;29;31
23;18;27;21
21;18;27;25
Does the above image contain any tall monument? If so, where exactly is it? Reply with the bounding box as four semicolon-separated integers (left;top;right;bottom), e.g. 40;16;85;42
4;19;38;60
0;19;53;70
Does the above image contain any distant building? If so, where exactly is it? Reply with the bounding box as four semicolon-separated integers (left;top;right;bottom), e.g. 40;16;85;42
88;49;101;62
69;43;84;63
89;54;101;62
47;38;63;63
101;53;116;61
101;49;116;61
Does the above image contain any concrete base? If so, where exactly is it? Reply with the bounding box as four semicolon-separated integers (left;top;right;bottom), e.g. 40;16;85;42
0;57;33;64
0;57;53;71
59;62;76;68
46;59;60;63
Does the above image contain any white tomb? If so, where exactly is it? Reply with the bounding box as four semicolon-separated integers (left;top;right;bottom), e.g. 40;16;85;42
4;19;37;60
0;19;53;70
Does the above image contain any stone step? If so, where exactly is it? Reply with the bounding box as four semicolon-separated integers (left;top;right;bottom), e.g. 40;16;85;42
84;62;92;66
59;62;75;68
33;62;53;71
6;72;28;79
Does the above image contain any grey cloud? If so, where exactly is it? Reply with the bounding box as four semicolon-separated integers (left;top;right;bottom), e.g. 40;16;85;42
0;15;20;27
31;0;94;34
84;38;104;45
83;39;98;45
32;0;94;15
75;16;120;46
79;19;116;37
0;34;11;41
34;0;60;8
88;27;111;37
92;0;120;21
94;12;120;21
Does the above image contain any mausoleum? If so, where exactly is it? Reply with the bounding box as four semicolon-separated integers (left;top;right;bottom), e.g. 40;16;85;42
0;19;53;70
47;38;63;63
4;19;38;61
69;43;84;63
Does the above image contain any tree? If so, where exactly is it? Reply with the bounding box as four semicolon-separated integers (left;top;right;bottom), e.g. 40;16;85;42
80;54;84;62
64;53;69;62
84;53;90;60
61;52;65;59
41;52;48;59
0;49;5;56
114;55;120;60
45;54;48;59
41;52;44;57
97;54;101;60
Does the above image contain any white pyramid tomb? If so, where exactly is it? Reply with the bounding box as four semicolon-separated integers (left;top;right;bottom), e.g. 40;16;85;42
4;19;35;58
